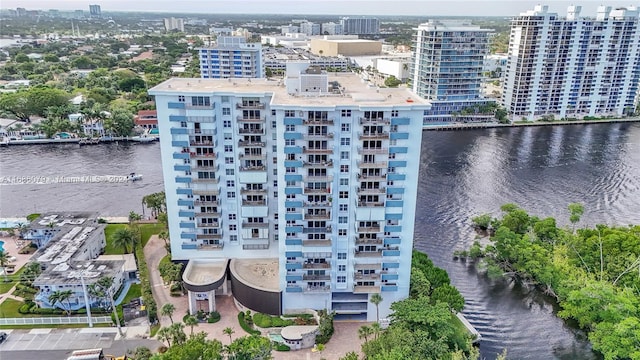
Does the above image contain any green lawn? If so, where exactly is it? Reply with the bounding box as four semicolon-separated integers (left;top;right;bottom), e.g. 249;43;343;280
0;266;27;295
103;223;164;255
122;283;142;304
0;298;24;318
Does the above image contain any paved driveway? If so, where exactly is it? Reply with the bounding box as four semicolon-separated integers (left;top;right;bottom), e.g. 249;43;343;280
0;328;115;351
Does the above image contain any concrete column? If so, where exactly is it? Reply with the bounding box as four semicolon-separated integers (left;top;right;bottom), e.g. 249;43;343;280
208;290;216;312
188;290;196;315
222;276;228;295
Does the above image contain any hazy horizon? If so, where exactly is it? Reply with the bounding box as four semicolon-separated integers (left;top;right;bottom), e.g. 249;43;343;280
3;1;639;17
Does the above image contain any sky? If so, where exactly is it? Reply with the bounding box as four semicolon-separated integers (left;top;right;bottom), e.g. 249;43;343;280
2;0;639;16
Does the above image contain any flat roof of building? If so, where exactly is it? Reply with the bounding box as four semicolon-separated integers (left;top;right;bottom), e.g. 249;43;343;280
280;325;319;341
230;258;279;293
97;254;137;273
149;74;430;108
33;259;124;286
183;259;228;287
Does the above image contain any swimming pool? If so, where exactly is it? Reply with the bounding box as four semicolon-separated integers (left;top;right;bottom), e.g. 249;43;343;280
0;241;4;253
268;334;284;343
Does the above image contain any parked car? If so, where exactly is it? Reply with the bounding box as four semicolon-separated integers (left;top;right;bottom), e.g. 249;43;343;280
0;332;8;343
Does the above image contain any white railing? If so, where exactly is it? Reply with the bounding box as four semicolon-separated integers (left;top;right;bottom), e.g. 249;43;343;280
0;316;112;325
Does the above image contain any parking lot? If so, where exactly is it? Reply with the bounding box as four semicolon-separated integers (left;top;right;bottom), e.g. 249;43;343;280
0;328;116;351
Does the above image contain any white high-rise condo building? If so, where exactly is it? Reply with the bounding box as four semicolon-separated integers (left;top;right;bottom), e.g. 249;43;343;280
149;62;430;320
164;17;185;32
89;4;101;18
199;36;263;79
412;21;493;123
341;17;380;35
503;5;640;121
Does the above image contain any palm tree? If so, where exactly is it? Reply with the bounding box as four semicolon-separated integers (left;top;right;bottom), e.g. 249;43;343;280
48;290;73;315
358;325;373;343
111;227;136;254
370;293;383;323
169;322;186;345
157;326;172;347
184;315;198;336
95;276;123;336
0;251;9;282
158;231;170;249
222;327;234;343
371;322;382;340
161;303;175;324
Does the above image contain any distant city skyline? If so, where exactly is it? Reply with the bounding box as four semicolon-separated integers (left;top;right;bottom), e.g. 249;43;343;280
3;1;639;17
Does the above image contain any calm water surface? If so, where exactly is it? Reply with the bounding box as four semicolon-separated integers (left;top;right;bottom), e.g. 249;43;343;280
2;123;640;359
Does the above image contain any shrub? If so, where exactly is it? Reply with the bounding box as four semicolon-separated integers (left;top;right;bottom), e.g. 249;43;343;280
274;343;290;351
18;303;31;314
208;311;221;323
237;312;261;335
97;218;108;224
315;309;335;344
157;346;168;354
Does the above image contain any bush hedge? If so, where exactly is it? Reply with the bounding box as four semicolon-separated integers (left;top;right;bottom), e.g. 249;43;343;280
208;311;221;323
237;312;261;336
135;243;157;323
274;343;290;351
253;313;294;328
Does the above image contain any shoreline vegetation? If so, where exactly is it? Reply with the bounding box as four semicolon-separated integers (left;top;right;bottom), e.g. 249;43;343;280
462;203;640;360
423;117;640;131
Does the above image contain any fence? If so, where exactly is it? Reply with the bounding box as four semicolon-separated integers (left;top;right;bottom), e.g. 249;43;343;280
0;316;112;326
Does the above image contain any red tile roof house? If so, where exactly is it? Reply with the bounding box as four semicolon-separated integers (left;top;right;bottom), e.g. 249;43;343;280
134;110;158;129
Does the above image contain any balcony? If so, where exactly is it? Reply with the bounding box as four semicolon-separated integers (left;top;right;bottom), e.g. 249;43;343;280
239;153;266;160
303;274;331;281
305;285;331;293
358;132;390;140
357;201;385;208
303;160;333;168
357;161;388;168
357;225;381;233
239;165;266;172
188;129;216;135
304;212;331;220
196;233;222;239
238;128;265;135
303;201;332;208
303;187;330;194
357;173;386;181
357;147;388;155
304;132;334;140
359;117;390;125
195;211;222;218
198;222;220;228
303;226;332;233
302;146;333;154
241;199;267;206
198;243;224;250
355;250;382;258
191;164;219;171
355;273;381;280
190;139;215;146
193;188;220;196
302;239;332;247
190;152;217;160
240;187;267;195
238;140;265;147
353;285;381;293
236;116;265;123
356;187;386;195
236;102;265;109
355;237;383;245
303;175;333;182
194;199;220;206
186;104;214;110
303;262;331;269
303;118;334;125
242;221;269;228
192;176;219;184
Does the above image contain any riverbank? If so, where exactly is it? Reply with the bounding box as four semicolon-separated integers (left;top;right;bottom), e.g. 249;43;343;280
422;117;640;131
0;136;158;146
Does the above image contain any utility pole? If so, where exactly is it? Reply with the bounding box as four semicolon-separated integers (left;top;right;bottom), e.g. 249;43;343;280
107;283;124;337
80;273;93;328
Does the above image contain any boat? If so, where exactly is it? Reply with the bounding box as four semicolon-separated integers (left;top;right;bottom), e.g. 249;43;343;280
130;135;156;143
79;138;100;145
127;173;143;182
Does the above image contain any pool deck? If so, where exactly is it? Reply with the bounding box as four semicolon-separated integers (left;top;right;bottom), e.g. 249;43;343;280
0;235;32;274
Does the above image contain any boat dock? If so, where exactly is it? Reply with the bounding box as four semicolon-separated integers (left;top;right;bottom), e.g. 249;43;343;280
0;136;159;146
423;117;640;131
456;312;482;344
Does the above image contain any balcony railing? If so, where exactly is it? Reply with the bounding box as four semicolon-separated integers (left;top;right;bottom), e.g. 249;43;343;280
355;250;382;258
354;273;381;280
240;188;267;195
241;199;267;206
303;175;333;182
193;189;220;196
188;129;216;135
357;226;381;233
303;274;331;281
195;211;222;218
190;139;215;146
198;243;224;250
357;173;386;181
303;262;331;269
239;153;266;160
303;187;330;194
186;104;214;110
357;201;385;207
305;285;331;293
236;116;265;122
303;118;334;125
238;140;265;147
192;177;219;184
357;147;388;155
359;117;390;125
303;201;332;208
190;152;217;159
304;132;334;140
356;187;386;195
239;165;266;172
238;128;265;135
304;212;331;220
242;221;269;228
302;146;334;154
302;226;332;233
353;285;381;293
303;160;333;167
197;233;222;239
358;132;390;140
194;199;220;206
357;161;388;168
198;222;220;228
355;238;383;245
191;165;219;171
302;239;332;247
236;103;265;109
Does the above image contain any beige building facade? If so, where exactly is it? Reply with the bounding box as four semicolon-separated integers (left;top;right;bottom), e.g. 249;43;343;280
310;39;382;56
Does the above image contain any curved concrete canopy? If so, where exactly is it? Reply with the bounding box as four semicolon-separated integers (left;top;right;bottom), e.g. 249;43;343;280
182;259;228;292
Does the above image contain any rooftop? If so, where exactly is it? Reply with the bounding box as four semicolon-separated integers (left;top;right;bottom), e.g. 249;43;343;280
33;259;124;286
97;254;137;273
281;325;319;340
183;259;228;287
149;74;430;108
230;258;279;293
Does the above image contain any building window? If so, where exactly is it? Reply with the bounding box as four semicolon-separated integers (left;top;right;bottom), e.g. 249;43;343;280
272;121;277;129
227;192;236;198
285;110;296;117
229;214;237;220
272;110;276;116
223;120;231;128
341;123;350;132
339;178;348;186
224;133;232;140
178;95;185;102
338;216;348;224
222;108;231;115
192;96;211;107
221;96;229;103
229;224;237;231
339;191;348;199
341;109;351;117
340;137;350;146
230;235;237;242
337;276;346;283
226;169;235;176
338;229;347;236
338;265;346;272
225;157;234;164
226;180;235;187
339;204;348;212
274;191;278;198
340;151;349;160
286;139;295;146
391;110;399;117
273;181;278;187
180;121;187;128
225;145;233;152
338;252;347;260
286;124;296;132
340;165;349;173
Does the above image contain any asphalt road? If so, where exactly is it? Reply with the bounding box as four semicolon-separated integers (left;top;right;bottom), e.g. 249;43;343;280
0;328;162;360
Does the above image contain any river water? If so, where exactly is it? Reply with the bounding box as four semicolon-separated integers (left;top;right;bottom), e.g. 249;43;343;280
2;123;640;359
